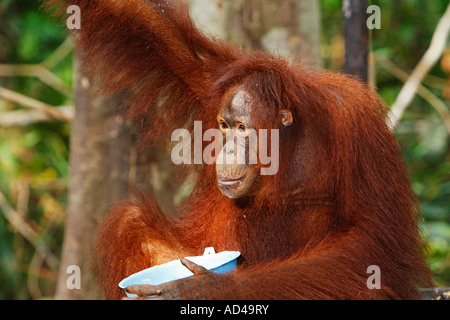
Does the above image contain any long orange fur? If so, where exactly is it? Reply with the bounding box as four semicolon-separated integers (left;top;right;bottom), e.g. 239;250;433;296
45;0;433;299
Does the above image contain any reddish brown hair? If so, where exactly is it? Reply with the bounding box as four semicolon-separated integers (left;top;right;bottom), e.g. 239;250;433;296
45;0;433;299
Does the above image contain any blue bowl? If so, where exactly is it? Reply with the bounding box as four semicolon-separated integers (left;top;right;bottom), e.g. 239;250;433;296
119;247;240;297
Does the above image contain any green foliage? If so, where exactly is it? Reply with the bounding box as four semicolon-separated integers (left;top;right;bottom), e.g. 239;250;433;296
0;0;70;299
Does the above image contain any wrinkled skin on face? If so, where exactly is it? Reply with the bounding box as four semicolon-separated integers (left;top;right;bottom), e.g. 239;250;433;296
215;87;293;199
216;89;260;199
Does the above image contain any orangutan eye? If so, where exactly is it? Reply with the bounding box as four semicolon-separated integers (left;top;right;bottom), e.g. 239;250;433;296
220;121;229;129
238;124;246;131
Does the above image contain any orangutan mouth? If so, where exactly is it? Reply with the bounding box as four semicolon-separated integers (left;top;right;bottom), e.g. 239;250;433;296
218;175;246;186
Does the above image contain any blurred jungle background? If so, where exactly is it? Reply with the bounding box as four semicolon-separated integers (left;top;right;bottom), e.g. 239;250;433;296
0;0;449;299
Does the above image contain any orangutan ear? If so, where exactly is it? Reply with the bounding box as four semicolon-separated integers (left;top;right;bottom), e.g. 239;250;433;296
280;109;293;127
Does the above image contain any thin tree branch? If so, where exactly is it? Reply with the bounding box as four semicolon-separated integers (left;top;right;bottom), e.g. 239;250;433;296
0;190;59;271
0;107;74;127
378;57;450;133
387;3;450;130
0;86;72;121
0;64;71;95
41;37;73;70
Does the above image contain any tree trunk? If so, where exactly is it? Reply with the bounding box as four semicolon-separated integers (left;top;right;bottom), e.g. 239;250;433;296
54;49;134;299
342;0;369;82
221;0;322;66
296;0;322;67
54;49;178;300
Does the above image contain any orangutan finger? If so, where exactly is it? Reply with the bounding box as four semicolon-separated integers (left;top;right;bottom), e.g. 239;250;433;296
180;257;209;276
125;284;163;297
